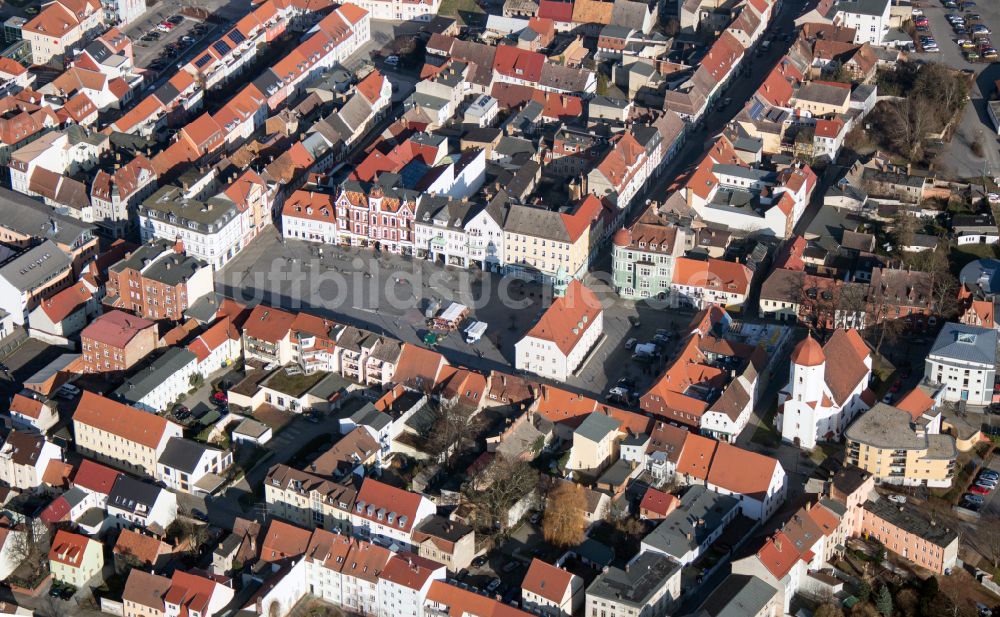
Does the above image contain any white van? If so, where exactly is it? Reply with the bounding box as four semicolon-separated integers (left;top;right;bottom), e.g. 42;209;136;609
464;321;488;343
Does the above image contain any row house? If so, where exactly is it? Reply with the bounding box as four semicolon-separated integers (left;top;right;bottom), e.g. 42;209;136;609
241;524;450;617
138;184;248;270
89;154;157;238
732;499;850;615
351;0;440;21
335;177;418;255
187;315;242;374
22;0;103;64
669;256;753;312
264;464;356;531
254;5;371;111
243;304;297;366
72;391;184;478
612;220;695;300
123;569;234;617
80;309;158;374
0;240;77;326
9;128;109;195
587;126;663;217
335;326;402;386
0;58;33;98
105;239;213;321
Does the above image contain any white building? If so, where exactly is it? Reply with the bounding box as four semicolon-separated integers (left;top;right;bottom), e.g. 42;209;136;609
833;0;890;44
778;330;873;450
0;431;62;490
465;200;506;271
8;392;60;432
156;437;233;495
113;347;199;413
925;322;998;407
521;558;584;617
138;186;248;271
351;0;440;20
515;280;604;382
106;475;178;532
377;553;446;617
585;551;681;617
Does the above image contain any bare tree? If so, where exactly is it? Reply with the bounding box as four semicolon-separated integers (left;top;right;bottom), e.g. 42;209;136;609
837;282;870;330
423;403;485;466
891;209;917;251
881;96;935;162
464;455;538;537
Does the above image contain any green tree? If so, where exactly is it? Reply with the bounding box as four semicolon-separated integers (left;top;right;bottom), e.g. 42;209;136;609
876;585;893;617
858;580;872;603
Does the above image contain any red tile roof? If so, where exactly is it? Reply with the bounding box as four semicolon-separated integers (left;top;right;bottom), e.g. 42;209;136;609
9;393;44;419
706;441;780;499
380;553;443;590
523;280;601;355
537;0;574;21
757;531;800;579
493;45;545;83
639;487;679;518
427;581;534;616
113;528;168;566
38;280;91;323
81;310;155;348
522;558;574;604
261;519;312;563
243;304;296;343
49;530;94;568
73;391;177;450
355;477;426;533
73;458;122;495
676;432;717;479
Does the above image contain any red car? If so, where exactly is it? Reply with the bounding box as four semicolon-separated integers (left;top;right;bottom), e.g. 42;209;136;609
213;391;228;404
970;484;991;495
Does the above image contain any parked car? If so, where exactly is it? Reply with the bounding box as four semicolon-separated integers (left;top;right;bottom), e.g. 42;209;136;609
472;555;488;567
980;470;999;480
167;14;184;24
213;391;228;404
964;493;985;504
887;494;907;504
192;509;209;522
625;337;637;350
486;578;501;593
384;55;399;66
970;483;991;494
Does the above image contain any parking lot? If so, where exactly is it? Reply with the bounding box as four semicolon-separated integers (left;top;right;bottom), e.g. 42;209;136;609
132;15;221;72
911;0;1000;176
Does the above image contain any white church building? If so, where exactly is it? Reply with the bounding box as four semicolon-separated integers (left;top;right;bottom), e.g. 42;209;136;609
778;329;873;450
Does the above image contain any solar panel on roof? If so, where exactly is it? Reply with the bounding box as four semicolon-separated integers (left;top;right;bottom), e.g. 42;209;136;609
213;40;232;55
194;54;212;68
227;30;246;44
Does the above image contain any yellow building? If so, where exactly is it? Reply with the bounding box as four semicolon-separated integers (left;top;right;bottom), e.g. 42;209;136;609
22;0;103;65
502;198;599;283
49;530;103;587
263;464;354;532
845;399;956;488
72;391;182;478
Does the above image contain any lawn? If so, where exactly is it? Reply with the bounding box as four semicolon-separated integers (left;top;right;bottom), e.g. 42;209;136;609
951;242;999;275
437;0;485;24
262;370;326;398
808;443;840;466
